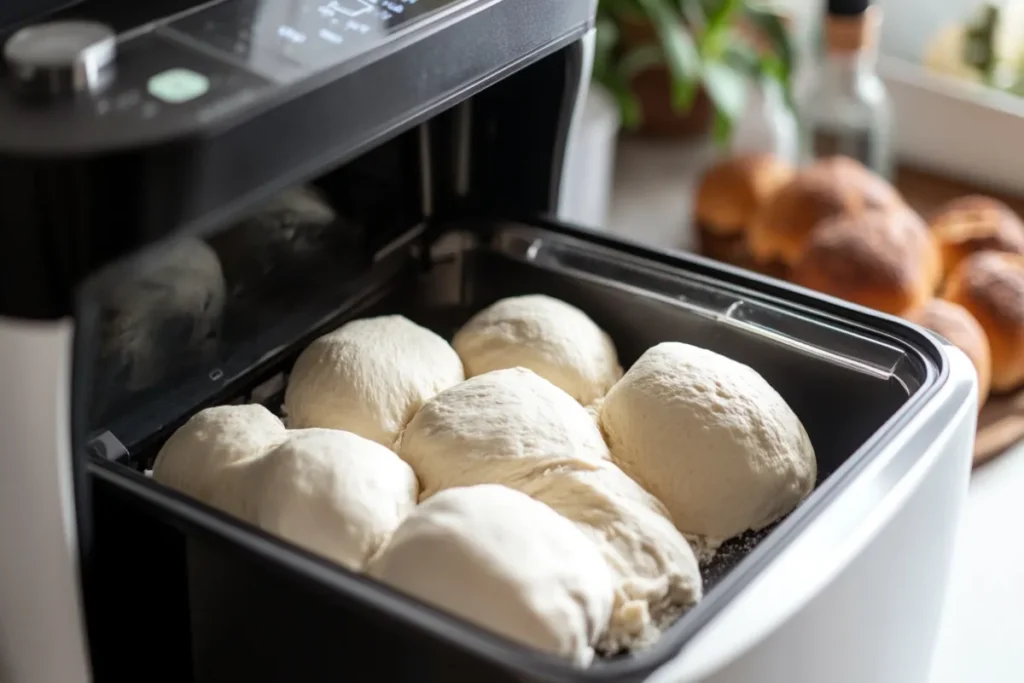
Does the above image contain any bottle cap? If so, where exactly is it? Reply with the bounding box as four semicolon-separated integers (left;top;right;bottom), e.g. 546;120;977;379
828;0;870;16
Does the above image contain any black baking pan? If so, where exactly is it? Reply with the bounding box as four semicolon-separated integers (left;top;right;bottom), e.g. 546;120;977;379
79;217;945;683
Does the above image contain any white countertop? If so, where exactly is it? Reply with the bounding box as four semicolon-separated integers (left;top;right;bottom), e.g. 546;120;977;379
929;445;1024;683
603;137;1024;683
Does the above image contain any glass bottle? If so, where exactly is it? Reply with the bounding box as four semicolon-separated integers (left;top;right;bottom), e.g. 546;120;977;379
732;71;801;166
799;0;893;179
730;5;800;165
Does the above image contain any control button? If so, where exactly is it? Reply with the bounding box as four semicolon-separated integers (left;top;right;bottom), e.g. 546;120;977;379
147;68;211;104
3;21;116;100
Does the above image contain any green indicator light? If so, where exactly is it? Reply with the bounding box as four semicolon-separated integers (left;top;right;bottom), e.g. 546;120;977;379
147;68;210;104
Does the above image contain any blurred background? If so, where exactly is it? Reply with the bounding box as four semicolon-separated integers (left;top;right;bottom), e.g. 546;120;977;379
559;8;1024;681
562;0;1024;243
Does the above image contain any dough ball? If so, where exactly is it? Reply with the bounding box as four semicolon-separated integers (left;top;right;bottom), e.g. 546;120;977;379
209;186;351;297
398;368;701;651
98;237;225;394
246;429;418;570
284;315;464;448
517;463;702;653
397;368;610;499
368;485;614;667
452;295;622;405
600;342;817;546
152;404;285;519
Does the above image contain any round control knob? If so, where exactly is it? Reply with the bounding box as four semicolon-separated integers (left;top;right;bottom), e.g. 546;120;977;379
4;21;116;100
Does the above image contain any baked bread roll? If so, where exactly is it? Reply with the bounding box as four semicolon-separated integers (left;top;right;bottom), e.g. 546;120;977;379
928;195;1024;275
747;156;903;269
452;295;622;406
284;315;464;448
791;209;942;316
599;342;816;549
368;485;615;667
905;299;991;409
694;153;792;265
943;251;1024;393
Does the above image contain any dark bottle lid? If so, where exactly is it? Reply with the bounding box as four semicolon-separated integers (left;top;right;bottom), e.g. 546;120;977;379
828;0;870;16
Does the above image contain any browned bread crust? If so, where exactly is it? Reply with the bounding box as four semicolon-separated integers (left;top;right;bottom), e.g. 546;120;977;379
747;156;903;267
905;298;992;409
943;251;1024;393
694;153;794;238
928;195;1024;275
791;208;941;316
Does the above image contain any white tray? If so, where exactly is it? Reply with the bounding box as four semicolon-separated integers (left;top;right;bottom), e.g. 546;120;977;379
880;56;1024;195
876;0;1024;194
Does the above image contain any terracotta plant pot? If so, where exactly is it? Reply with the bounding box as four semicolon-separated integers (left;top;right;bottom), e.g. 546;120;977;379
618;17;715;139
629;69;715;138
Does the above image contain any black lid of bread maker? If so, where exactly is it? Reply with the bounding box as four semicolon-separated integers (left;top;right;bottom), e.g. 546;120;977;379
0;0;595;319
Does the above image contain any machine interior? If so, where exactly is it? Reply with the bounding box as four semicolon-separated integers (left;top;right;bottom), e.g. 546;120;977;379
76;111;934;671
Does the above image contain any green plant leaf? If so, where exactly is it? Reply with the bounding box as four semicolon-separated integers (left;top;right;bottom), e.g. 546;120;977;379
592;67;641;127
712;109;734;146
720;39;762;76
695;0;742;61
599;0;646;21
706;0;743;35
595;0;798;141
679;0;707;32
601;74;645;129
702;60;749;135
595;15;621;54
637;0;702;110
592;16;620;81
743;5;795;77
619;44;666;78
758;52;796;111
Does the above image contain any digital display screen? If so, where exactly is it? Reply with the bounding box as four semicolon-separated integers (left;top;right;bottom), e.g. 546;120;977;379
166;0;462;82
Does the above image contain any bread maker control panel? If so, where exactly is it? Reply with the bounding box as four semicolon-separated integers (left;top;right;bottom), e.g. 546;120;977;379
0;0;466;152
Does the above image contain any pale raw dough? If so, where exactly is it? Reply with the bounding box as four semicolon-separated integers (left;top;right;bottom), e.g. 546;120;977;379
368;485;615;667
397;368;701;652
284;315;465;448
99;237;225;392
452;295;622;405
397;367;610;498
245;428;418;570
600;342;817;549
517;463;702;653
151;404;286;520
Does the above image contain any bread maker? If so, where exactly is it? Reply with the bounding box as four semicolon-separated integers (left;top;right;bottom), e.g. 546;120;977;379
0;1;977;682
